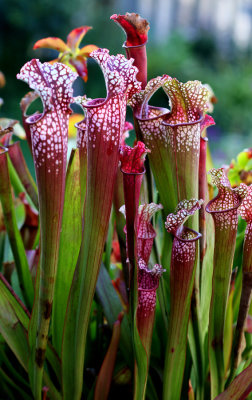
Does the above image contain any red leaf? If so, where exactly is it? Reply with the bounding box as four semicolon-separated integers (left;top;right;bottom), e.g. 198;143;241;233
120;141;149;173
94;314;123;400
110;13;150;46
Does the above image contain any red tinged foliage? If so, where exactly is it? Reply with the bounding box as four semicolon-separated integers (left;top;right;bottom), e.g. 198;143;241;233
164;199;202;400
33;27;98;82
17;59;78;396
239;184;252;274
120;141;149;174
111;13;150;88
111;13;149;46
206;168;247;397
137;203;163;263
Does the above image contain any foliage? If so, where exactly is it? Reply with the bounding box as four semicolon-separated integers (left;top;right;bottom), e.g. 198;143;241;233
0;12;252;400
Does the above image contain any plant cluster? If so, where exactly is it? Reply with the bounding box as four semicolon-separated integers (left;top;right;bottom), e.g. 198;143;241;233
0;12;251;400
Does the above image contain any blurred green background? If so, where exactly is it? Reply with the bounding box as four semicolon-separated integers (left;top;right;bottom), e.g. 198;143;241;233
0;0;252;166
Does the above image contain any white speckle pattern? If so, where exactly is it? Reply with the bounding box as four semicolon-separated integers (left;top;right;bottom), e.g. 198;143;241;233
206;168;248;230
76;119;87;150
82;48;141;146
138;203;163;238
242;221;252;271
138;258;165;317
161;79;210;156
162;78;210;124
172;235;196;264
129;76;170;152
129;75;169;117
120;121;133;145
137;203;163;263
120;202;165;317
119;141;149;173
137;108;169;151
130;76;211;160
239;185;252;259
120;202;163;264
162;123;201;154
165;199;203;235
17;59;78;170
239;184;252;222
165;200;202;270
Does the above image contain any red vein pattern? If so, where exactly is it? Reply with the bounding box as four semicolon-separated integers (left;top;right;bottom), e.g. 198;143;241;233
163;199;202;400
17;59;77;173
239;185;252;273
137;203;163;263
17;59;77;396
62;48;141;400
111;13;150;88
206;168;247;230
130;76;213;214
205;168;247;397
120;141;149;173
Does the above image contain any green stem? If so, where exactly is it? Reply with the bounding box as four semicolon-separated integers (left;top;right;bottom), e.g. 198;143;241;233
8;141;38;209
163;229;200;400
208;225;237;398
7;156;35;209
0;149;34;308
227;272;252;384
188;289;204;400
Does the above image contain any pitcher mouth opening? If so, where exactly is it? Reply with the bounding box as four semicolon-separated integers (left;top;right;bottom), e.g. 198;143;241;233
174;227;202;242
120;167;146;175
135;105;170;122
162;113;203;129
123;40;147;50
0;146;8;155
84;97;108;109
205;197;242;214
26;112;43;124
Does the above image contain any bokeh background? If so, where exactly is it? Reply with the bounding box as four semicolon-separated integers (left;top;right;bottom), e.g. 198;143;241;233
0;0;252;166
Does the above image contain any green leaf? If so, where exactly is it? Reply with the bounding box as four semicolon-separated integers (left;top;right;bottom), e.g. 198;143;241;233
0;367;32;400
200;212;214;338
237;151;248;169
8;142;38;209
0;274;61;389
52;149;82;355
0;149;34;309
245;159;252;171
14;200;25;230
7;155;36;210
0;276;29;370
0;343;30;389
61;255;83;398
96;263;132;367
104;211;115;270
224;287;234;375
146;376;159;400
